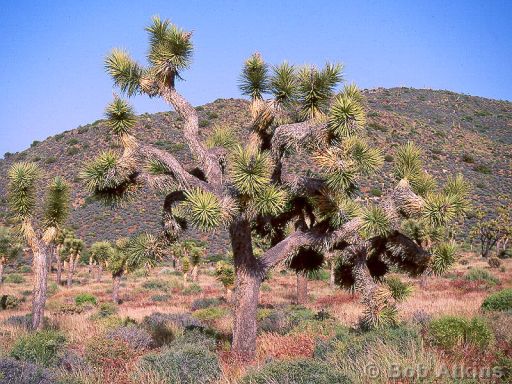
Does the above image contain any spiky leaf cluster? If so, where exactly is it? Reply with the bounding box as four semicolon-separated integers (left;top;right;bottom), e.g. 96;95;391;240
215;261;235;289
360;205;392;239
105;49;143;97
62;237;84;257
251;185;288;216
328;89;366;138
430;241;457;276
7;162;39;218
385;276;413;302
175;188;223;231
229;146;273;196
239;53;268;100
124;233;163;272
43;177;69;229
312;190;361;228
0;226;21;262
90;241;115;264
206;125;238;149
105;97;137;137
269;62;297;104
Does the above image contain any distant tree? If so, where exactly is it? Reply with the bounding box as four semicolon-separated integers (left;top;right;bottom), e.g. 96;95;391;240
215;260;235;298
90;240;115;282
470;199;511;258
81;18;469;359
54;228;74;285
171;240;205;282
62;236;84;287
0;225;22;283
106;234;162;303
7;164;69;329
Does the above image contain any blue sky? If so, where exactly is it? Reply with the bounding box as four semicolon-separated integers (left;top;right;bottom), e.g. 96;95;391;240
1;1;511;155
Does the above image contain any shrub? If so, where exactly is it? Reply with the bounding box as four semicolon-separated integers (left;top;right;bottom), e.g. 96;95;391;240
4;274;25;284
481;289;512;312
0;295;21;310
182;283;202;295
385;276;413;302
66;146;80;156
4;314;33;329
74;293;97;306
464;268;499;285
151;294;171;302
369;187;382;197
498;249;512;259
428;316;493;350
191;297;223;311
0;358;55;384
488;257;501;268
192;307;227;322
384;154;394;162
240;359;351;384
107;325;154;351
67;138;79;145
473;164;492;174
137;344;220;384
462;153;475;163
84;336;133;366
142;279;169;291
308;269;330;281
172;328;217;351
18;265;31;273
142;312;204;347
94;302;118;318
10;330;66;367
45;157;57;164
47;282;59;296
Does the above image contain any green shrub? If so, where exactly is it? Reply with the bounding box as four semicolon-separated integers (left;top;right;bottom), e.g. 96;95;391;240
473;164;492;174
10;330;66;367
369;187;382;197
0;295;22;310
384;154;394;162
498;248;512;259
182;283;202;295
66;146;80;156
464;268;499;285
67;138;79;145
192;307;227;322
428;316;493;350
94;302;118;318
137;344;220;384
308;269;330;281
142;279;169;291
18;265;31;273
191;297;222;311
47;282;59;296
481;289;512;312
240;359;351;384
45;157;57;164
84;336;133;366
462;153;475;163
74;293;97;306
4;274;25;284
385;276;413;302
151;294;171;302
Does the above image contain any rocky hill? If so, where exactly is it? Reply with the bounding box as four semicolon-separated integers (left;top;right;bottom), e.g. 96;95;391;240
1;88;511;255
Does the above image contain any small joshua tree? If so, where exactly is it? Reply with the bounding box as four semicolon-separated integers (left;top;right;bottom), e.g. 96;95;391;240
0;225;21;284
215;260;235;298
106;234;162;303
82;18;469;359
90;240;114;282
62;236;84;287
54;228;74;285
7;165;69;329
171;240;204;282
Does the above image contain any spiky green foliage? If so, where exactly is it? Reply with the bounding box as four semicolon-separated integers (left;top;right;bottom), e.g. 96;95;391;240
312;190;362;228
124;233;163;272
229;146;273;196
177;188;223;231
146;158;172;175
443;174;471;216
206;125;238;149
344;137;383;175
62;237;84;257
146;16;193;80
360;205;391;239
314;149;357;192
423;193;458;228
43;177;69;229
7;162;39;218
393;142;422;180
430;241;457;276
269;62;297;104
328;93;366;138
81;151;133;205
251;185;288;216
90;241;115;264
215;261;235;290
105;97;137;136
239;53;268;100
385;276;413;302
296;63;343;120
105;49;142;97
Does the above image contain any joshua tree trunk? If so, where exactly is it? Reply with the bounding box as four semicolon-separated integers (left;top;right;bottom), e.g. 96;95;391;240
191;265;199;282
112;272;123;303
66;255;75;287
88;257;93;275
56;256;63;285
296;273;308;304
183;272;188;283
230;219;263;361
32;244;49;330
330;261;336;288
96;265;103;283
0;260;4;284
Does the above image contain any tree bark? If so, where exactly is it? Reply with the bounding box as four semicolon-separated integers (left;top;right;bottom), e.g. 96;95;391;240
96;265;103;283
296;273;308;305
191;265;199;282
56;254;63;285
32;246;49;330
330;261;336;288
112;272;123;303
0;261;4;284
66;255;74;287
230;219;263;361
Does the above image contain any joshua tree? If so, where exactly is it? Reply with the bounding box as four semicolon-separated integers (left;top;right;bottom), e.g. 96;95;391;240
106;234;162;303
215;260;235;299
81;18;469;359
54;228;73;285
7;165;69;329
0;225;21;284
171;240;204;281
90;240;114;282
62;236;84;287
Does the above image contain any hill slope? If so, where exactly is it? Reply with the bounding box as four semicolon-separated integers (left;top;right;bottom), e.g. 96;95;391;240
1;88;511;254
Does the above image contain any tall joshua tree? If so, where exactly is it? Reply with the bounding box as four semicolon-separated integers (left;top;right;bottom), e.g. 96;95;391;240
8;165;69;329
82;17;469;359
0;226;21;284
106;234;162;303
62;236;84;287
90;240;114;282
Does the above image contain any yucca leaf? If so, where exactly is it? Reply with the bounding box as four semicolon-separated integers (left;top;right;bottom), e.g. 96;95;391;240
423;192;458;227
328;93;366;138
105;97;137;136
205;125;238;149
229;146;273;196
360;205;392;239
430;241;457;275
385;276;413;302
269;62;297;104
252;185;288;216
176;188;223;231
393;142;423;181
44;176;69;229
239;53;269;100
7;162;39;218
105;49;143;96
